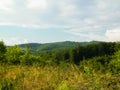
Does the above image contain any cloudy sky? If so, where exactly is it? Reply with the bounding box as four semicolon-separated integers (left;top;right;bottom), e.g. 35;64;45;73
0;0;120;45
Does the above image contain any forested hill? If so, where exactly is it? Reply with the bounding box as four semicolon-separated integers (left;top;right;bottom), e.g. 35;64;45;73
18;41;101;53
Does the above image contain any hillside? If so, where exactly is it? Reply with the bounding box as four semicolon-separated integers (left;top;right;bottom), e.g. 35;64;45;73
19;41;101;53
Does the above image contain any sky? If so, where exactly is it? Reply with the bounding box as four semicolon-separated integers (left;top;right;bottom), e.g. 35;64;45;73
0;0;120;45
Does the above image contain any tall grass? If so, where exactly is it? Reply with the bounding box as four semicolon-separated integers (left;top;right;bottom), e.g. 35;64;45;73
0;64;120;90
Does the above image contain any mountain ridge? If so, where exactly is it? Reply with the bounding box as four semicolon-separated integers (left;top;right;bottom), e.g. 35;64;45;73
18;41;102;53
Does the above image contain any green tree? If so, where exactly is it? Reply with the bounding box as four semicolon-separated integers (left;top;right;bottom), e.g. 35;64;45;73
20;44;31;65
0;41;6;63
108;50;120;74
6;46;24;64
20;44;41;65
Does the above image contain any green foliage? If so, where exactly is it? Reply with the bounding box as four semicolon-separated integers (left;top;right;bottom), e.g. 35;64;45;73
20;45;42;65
67;42;118;64
6;41;119;67
5;46;24;64
0;41;6;62
114;42;120;51
108;50;120;74
19;41;100;54
0;65;120;90
79;55;112;73
0;79;14;90
0;41;120;76
0;40;120;89
20;54;41;65
0;41;6;53
57;81;70;90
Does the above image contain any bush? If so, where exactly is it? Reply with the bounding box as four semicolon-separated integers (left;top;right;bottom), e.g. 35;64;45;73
5;46;24;64
108;51;120;74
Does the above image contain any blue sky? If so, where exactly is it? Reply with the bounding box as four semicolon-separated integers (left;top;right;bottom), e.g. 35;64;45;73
0;0;120;45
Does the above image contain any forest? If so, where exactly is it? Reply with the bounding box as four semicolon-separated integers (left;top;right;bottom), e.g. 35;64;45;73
0;41;120;90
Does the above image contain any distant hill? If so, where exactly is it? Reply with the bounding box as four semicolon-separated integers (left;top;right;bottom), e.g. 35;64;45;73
18;41;101;54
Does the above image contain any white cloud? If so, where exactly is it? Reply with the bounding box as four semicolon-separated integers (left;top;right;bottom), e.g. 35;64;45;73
59;1;77;17
0;0;14;13
64;26;107;41
95;0;108;10
0;22;41;29
106;27;120;41
26;0;48;10
0;0;120;43
0;0;119;30
83;18;96;25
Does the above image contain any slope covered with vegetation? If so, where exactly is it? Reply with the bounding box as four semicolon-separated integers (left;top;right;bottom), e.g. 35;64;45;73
19;41;100;54
0;41;120;89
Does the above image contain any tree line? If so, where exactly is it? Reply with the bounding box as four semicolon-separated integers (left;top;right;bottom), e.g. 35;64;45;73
0;41;120;65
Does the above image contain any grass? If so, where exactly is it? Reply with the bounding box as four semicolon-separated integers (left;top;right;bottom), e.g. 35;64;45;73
0;64;120;90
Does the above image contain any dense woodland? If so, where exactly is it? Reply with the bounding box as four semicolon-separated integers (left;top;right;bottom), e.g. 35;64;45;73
0;41;120;89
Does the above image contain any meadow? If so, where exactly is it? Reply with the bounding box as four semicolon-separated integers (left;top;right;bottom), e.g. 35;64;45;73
0;41;120;90
0;64;120;90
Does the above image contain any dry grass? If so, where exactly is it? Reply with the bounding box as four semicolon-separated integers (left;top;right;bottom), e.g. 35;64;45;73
0;65;120;90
